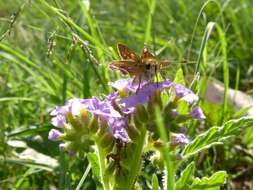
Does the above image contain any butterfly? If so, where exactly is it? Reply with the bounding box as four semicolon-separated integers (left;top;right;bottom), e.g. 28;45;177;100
110;44;170;88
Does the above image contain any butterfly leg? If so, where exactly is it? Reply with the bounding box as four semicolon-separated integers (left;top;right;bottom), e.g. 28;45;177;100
155;65;159;87
137;75;142;93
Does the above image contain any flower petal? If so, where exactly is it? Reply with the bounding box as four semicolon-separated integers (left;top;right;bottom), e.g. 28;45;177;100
48;129;62;141
190;107;206;120
172;84;198;103
51;115;66;127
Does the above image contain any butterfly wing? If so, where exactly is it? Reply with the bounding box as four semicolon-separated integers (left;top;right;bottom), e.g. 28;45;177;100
110;60;145;76
117;43;140;61
158;61;170;70
141;47;155;60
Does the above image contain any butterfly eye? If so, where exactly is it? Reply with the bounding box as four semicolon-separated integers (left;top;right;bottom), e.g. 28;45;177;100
146;64;151;70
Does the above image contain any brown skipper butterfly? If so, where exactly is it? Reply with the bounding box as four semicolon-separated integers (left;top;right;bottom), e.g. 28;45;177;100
110;44;169;87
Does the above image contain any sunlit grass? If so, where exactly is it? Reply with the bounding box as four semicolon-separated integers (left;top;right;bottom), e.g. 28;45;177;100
0;0;253;189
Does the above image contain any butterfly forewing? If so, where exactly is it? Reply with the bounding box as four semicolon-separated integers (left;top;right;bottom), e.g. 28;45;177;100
141;47;155;59
117;43;140;61
110;60;145;76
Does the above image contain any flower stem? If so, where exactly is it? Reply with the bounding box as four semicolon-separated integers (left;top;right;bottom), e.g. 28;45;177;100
113;125;147;190
125;126;147;190
155;106;175;190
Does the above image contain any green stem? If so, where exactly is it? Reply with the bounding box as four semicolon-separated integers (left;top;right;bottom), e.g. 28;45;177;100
155;106;175;190
113;125;147;190
125;127;147;190
75;164;91;190
164;150;175;190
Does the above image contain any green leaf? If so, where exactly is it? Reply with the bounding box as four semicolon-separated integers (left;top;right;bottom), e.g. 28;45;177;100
173;67;185;85
183;117;253;158
87;152;100;181
152;174;160;190
190;171;227;190
175;162;195;190
1;148;58;172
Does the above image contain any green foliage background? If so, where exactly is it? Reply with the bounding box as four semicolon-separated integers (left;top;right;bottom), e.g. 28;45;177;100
0;0;253;189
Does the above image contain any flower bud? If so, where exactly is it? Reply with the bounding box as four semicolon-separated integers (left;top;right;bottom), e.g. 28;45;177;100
179;127;188;134
126;124;140;141
88;115;99;133
170;133;189;146
151;90;163;109
59;143;66;152
135;105;149;124
96;123;109;138
48;129;63;141
66;112;82;130
189;107;206;120
80;108;89;124
100;133;114;149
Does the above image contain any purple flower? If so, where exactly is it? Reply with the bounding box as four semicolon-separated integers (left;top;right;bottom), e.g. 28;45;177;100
51;115;66;127
50;106;69;116
108;117;130;143
106;91;119;102
67;98;88;116
59;143;65;152
190;107;206;120
67;97;122;119
179;127;188;134
120;80;172;113
70;96;131;142
109;79;136;92
171;133;189;145
171;109;179;118
172;84;198;103
48;129;62;141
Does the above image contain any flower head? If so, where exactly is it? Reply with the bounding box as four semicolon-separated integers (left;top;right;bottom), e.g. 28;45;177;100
120;80;172;113
179;127;188;134
109;79;135;93
67;97;122;119
48;129;62;141
172;84;198;103
59;143;65;152
50;106;69;116
51;114;66;127
190;106;206;120
171;133;189;145
108;117;130;143
171;109;179;118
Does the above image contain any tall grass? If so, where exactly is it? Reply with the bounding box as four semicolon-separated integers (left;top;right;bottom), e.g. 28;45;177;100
0;0;253;189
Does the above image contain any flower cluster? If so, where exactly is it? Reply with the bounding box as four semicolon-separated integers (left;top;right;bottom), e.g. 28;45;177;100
48;78;205;154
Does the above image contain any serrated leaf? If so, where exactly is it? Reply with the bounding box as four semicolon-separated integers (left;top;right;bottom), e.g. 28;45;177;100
175;162;195;190
190;171;227;190
183;117;253;158
87;152;100;181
